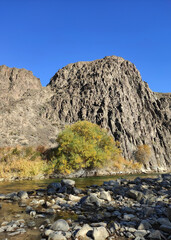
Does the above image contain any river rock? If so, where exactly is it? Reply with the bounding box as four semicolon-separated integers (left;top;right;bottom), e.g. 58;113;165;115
48;232;66;240
51;219;69;232
47;182;61;195
99;191;111;201
138;220;152;230
44;229;54;236
134;230;148;238
75;224;93;238
147;230;164;240
27;220;36;228
18;191;28;199
68;194;81;202
82;193;102;207
167;206;171;221
123;214;135;221
0;194;6;200
92;226;109;240
61;179;75;187
157;217;171;226
159;224;171;233
127;189;144;201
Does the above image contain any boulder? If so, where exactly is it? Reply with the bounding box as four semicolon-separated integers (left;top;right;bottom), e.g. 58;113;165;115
61;179;75;187
48;232;66;240
138;220;152;230
83;194;102;207
92;226;109;240
17;191;29;200
47;182;61;195
147;230;164;240
99;191;111;201
75;224;93;238
127;189;144;201
159;224;171;234
50;219;69;232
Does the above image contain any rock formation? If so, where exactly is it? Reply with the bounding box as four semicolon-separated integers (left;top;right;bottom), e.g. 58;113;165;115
0;56;170;171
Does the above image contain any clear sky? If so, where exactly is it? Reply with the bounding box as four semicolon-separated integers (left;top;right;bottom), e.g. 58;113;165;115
0;0;170;92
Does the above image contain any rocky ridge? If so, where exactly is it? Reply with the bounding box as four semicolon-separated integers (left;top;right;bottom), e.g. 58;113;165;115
0;56;170;171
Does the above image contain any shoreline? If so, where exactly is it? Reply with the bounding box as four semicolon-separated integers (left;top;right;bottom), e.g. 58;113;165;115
0;173;170;240
0;167;170;182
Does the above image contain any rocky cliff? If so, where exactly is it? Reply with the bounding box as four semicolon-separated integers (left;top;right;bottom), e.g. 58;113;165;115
0;56;170;171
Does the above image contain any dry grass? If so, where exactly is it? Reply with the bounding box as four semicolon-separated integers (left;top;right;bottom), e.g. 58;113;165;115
0;145;142;180
111;155;142;171
0;146;49;179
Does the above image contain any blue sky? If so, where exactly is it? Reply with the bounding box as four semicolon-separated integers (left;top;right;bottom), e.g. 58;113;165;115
0;0;170;92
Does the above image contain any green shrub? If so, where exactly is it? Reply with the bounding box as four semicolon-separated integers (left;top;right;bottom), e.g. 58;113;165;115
52;121;122;174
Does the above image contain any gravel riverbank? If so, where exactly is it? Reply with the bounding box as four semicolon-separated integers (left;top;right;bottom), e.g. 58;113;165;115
0;173;170;240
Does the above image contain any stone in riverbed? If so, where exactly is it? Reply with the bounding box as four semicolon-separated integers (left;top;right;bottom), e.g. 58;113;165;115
68;194;81;202
82;193;103;207
157;217;171;226
47;182;61;195
92;226;109;240
127;189;144;201
51;219;69;232
27;220;36;228
123;214;135;221
48;232;66;240
159;224;171;234
75;224;93;238
138;220;152;230
147;230;165;240
61;179;75;187
99;191;111;201
18;191;29;199
0;194;6;200
167;206;171;221
44;229;54;236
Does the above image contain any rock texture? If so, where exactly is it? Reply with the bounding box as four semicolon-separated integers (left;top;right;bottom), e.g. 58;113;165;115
0;56;170;170
0;65;58;146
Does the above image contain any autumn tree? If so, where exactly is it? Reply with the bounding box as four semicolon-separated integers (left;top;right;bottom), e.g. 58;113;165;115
52;121;121;174
135;144;151;164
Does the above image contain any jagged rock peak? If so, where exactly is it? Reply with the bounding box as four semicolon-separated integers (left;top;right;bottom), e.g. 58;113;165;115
0;56;170;172
45;55;170;171
0;65;42;98
48;55;142;90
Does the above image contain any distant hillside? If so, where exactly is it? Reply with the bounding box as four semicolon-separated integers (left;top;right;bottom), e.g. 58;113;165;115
0;56;170;171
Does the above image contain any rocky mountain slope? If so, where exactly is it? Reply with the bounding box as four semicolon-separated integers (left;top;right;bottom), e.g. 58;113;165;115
0;57;170;171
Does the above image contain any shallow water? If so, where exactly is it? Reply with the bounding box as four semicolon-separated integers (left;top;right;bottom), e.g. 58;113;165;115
0;172;162;194
0;172;164;239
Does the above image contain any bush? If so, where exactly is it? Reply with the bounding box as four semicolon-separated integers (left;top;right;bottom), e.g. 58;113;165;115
135;144;151;164
0;146;48;179
51;121;122;174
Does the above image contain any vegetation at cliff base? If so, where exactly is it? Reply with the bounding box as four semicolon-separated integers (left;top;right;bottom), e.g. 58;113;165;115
0;146;48;179
0;121;142;179
49;121;141;174
135;144;151;164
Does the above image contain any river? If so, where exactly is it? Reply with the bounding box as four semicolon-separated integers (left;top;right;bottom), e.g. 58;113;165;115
0;173;163;240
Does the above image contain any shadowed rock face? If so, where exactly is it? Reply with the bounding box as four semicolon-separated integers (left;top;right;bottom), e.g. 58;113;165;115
0;56;170;171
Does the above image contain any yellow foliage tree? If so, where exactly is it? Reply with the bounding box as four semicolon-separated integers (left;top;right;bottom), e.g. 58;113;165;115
53;121;122;174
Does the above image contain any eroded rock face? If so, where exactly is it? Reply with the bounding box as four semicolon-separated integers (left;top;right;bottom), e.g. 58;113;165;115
0;66;58;146
0;65;41;99
0;56;170;170
46;56;171;170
